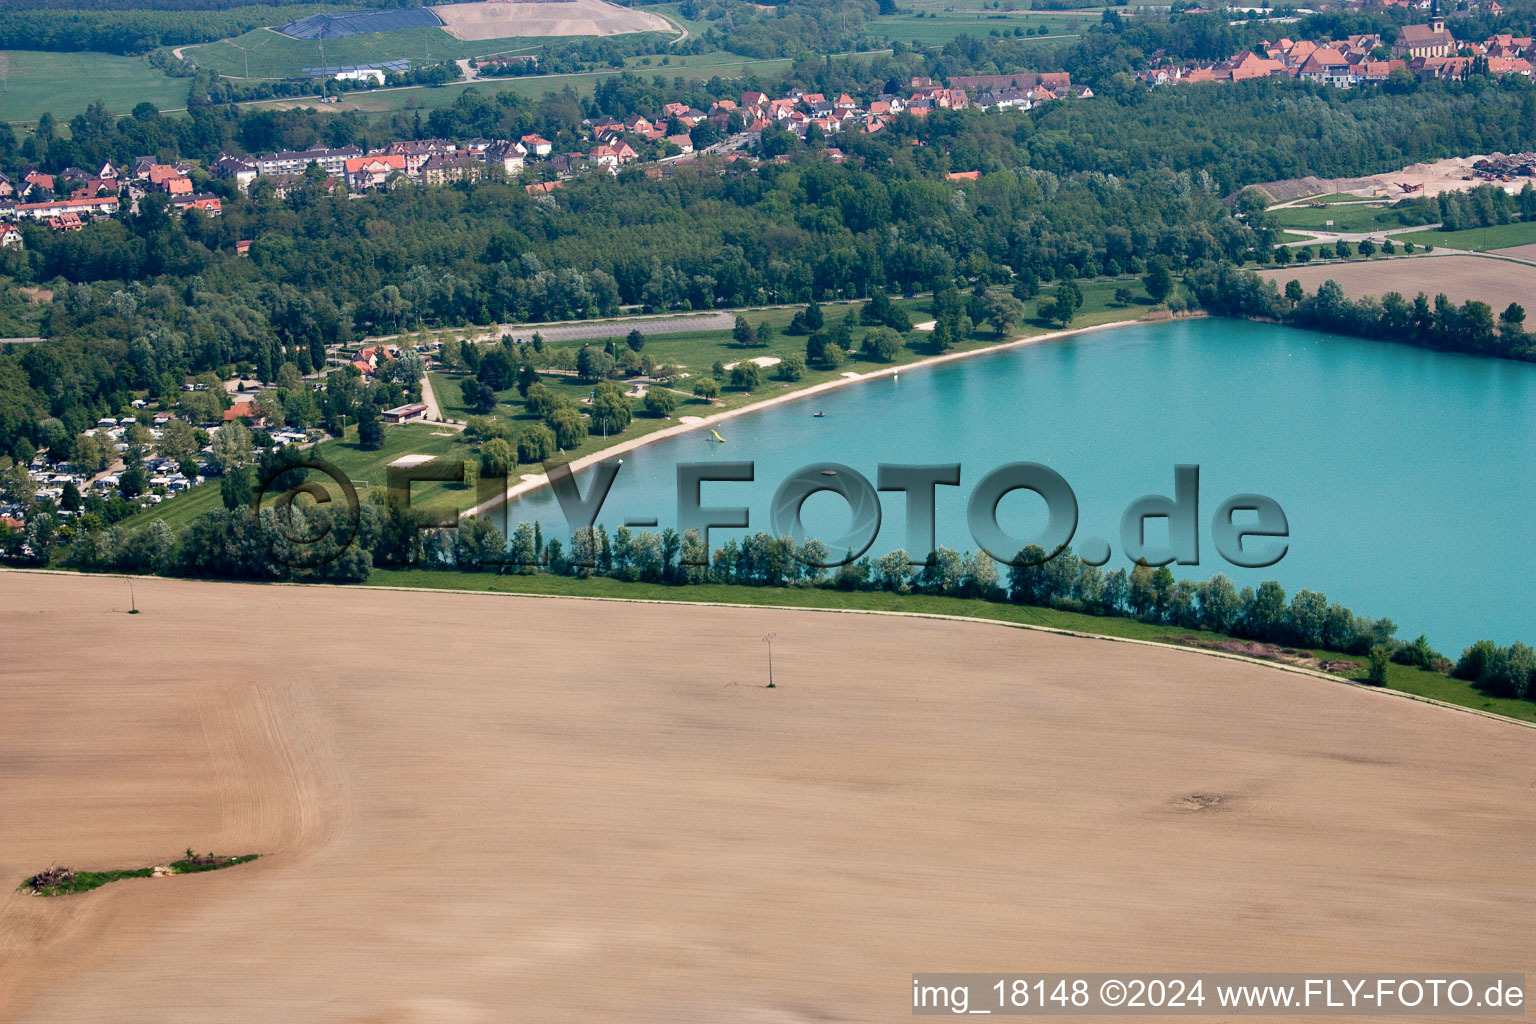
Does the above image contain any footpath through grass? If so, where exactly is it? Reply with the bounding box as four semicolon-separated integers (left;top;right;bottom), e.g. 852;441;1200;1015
365;568;1536;726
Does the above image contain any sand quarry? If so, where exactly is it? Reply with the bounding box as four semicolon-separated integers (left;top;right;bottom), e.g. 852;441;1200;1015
1;571;1532;1021
1265;253;1535;312
1252;154;1535;203
432;0;674;40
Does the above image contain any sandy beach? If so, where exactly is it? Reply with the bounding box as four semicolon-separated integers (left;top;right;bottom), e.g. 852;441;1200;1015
1;571;1531;1022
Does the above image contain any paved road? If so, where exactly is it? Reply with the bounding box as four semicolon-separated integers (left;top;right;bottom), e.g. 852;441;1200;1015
497;311;735;344
1282;223;1443;246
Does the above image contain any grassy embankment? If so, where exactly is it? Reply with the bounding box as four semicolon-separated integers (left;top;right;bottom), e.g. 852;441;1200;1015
21;853;259;897
366;567;1536;725
1394;220;1536;252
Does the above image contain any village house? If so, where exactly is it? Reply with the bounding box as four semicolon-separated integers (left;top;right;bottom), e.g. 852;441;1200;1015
483;140;527;176
14;195;120;222
1298;46;1354;85
385;138;454;176
172;193;223;217
521;134;553;157
589;142;638;168
350;344;399;378
212;155;259;188
344;154;407;190
420;151;487;187
21;171;55;199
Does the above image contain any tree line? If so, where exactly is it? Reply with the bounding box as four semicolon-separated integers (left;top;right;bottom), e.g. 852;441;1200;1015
1183;260;1533;361
21;494;1533;706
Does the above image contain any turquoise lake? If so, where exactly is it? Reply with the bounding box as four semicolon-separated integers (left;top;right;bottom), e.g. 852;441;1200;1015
501;318;1536;653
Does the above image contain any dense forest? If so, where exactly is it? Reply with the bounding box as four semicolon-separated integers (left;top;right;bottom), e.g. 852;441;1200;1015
0;3;350;55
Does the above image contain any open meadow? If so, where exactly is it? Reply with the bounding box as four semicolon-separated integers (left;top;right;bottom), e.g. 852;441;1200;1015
1393;220;1536;253
1265;201;1434;234
0;50;186;124
864;9;1088;45
185;24;676;80
1;571;1531;1021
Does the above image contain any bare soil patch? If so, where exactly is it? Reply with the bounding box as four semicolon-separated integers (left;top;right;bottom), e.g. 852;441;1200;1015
1249;154;1535;203
1264;254;1535;311
1;572;1531;1020
432;0;673;40
1493;242;1536;264
1159;634;1362;675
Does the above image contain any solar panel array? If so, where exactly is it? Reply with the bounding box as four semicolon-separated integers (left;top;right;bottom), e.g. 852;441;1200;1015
275;7;445;40
301;59;414;76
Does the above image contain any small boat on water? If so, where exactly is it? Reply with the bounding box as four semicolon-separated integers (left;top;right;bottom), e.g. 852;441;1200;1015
813;411;825;418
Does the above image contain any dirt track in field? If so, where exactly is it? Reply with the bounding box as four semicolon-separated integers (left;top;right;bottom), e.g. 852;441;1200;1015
1265;253;1536;311
1;572;1532;1022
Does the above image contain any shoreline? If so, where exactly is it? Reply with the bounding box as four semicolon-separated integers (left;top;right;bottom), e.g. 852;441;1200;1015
468;313;1172;516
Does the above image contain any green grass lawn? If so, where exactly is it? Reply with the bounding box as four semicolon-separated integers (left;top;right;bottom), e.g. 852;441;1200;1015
187;26;675;80
0;50;188;124
1393;219;1536;253
365;568;1536;725
1300;192;1383;204
124;421;474;532
865;11;1087;44
637;2;711;40
1266;202;1434;234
